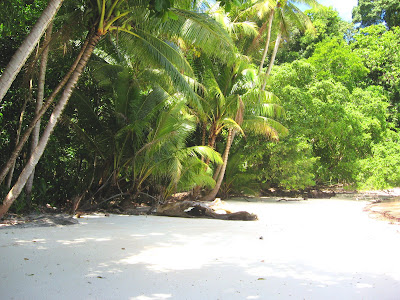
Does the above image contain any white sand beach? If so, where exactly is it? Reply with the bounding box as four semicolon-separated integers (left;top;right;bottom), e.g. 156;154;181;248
1;198;400;299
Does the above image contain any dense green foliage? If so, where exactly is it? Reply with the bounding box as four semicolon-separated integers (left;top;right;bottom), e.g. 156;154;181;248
352;0;400;29
1;0;400;214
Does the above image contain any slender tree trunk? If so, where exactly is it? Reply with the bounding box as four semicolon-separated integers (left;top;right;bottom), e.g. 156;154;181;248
202;97;243;201
0;35;91;185
212;163;223;181
246;20;268;55
191;122;208;199
0;0;63;102
202;129;235;201
25;23;53;197
201;122;206;148
261;31;281;91
6;80;32;189
0;32;102;218
258;10;275;75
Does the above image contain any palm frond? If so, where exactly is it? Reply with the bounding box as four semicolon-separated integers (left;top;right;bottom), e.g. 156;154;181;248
231;21;259;37
165;8;236;62
136;28;195;75
70;90;104;131
241;0;276;20
249;103;286;119
242;89;281;105
218;117;245;136
183;145;223;164
90;60;124;86
113;68;140;119
285;2;315;33
132;85;171;121
243;115;288;140
117;30;202;108
63;117;106;159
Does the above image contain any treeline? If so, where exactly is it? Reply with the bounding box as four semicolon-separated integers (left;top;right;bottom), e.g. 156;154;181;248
0;0;399;215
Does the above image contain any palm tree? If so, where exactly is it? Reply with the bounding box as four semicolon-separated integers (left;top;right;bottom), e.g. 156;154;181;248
0;0;63;102
241;0;319;89
67;60;222;209
191;54;287;201
0;0;234;217
0;0;235;185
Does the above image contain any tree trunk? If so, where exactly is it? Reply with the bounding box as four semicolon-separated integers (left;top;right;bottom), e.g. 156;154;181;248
0;0;63;102
204;126;218;166
0;35;91;185
258;10;275;75
0;31;102;218
212;163;223;181
191;122;208;199
202;129;235;201
25;22;53;197
6;79;32;189
261;31;281;91
157;199;257;220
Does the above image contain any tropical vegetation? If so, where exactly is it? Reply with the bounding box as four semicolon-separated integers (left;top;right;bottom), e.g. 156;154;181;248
1;0;400;216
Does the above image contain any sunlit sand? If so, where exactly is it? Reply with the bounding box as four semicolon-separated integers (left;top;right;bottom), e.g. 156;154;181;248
1;198;400;299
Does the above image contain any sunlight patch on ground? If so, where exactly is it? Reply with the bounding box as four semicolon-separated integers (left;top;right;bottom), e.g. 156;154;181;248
130;294;172;300
56;237;112;245
119;241;220;272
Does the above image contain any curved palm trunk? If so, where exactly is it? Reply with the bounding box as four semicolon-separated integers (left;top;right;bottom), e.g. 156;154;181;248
25;22;53;197
202;129;235;202
212;163;222;181
261;31;281;91
0;35;91;185
0;32;102;218
0;0;63;102
258;10;275;75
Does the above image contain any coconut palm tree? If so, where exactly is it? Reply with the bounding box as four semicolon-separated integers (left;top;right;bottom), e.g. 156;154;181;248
67;59;222;209
0;0;234;217
260;0;319;90
239;0;319;89
191;54;287;201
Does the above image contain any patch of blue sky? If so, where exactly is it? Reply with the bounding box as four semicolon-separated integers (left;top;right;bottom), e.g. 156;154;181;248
297;0;358;22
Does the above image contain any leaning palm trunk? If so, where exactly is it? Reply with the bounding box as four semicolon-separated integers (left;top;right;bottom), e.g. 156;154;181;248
0;35;91;185
258;10;275;75
25;23;53;197
0;31;102;218
261;31;281;91
212;163;222;181
202;129;235;201
202;97;244;201
0;0;63;103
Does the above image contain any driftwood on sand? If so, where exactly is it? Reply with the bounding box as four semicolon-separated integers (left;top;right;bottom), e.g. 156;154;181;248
156;199;258;221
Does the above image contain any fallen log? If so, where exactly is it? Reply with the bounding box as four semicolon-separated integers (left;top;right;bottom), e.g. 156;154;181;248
156;199;258;221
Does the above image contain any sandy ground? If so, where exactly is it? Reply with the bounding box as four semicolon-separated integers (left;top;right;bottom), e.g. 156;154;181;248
1;198;400;300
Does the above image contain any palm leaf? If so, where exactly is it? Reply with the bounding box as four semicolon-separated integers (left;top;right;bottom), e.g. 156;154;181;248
63;117;106;159
217;117;245;136
182;145;223;164
165;8;236;62
284;2;315;33
117;31;202;109
243;115;288;140
242;89;281;104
